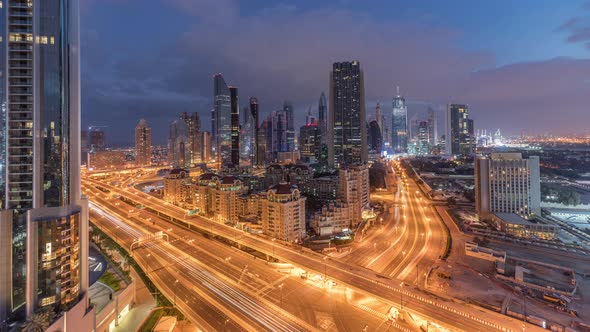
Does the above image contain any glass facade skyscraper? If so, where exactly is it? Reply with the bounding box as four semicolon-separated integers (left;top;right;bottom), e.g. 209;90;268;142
328;61;367;168
445;103;475;156
0;0;92;327
213;74;231;166
392;88;408;154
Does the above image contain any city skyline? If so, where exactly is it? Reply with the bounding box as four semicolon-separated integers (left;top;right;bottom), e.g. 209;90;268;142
82;0;590;145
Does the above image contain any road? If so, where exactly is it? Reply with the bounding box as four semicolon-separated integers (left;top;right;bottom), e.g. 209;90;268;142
87;184;403;331
83;173;544;332
342;161;447;287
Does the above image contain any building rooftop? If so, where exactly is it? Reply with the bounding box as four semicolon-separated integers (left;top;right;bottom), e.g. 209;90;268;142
169;168;188;175
269;182;297;195
220;176;238;184
198;172;220;181
494;212;536;225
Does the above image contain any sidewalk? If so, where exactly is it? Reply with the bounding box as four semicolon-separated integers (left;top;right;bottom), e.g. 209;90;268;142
113;268;156;332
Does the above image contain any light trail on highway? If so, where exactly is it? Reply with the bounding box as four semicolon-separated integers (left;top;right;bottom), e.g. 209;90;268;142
90;201;314;332
83;172;544;332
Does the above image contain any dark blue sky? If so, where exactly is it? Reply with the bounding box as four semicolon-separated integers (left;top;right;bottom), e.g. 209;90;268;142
81;0;590;145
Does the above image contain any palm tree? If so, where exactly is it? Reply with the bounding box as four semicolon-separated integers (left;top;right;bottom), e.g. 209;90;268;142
20;310;55;332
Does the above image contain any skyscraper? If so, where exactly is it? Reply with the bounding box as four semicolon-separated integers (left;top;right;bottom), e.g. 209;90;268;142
299;113;321;163
230;86;240;167
201;131;212;162
250;97;263;167
328;61;367;168
135;119;152;166
368;120;383;154
445;104;475;156
88;126;106;152
213;74;231;164
417;121;430;155
318;92;327;145
0;0;93;327
168;120;190;168
283;101;295;152
180;112;201;164
427;107;437;146
375;102;384;136
392;87;408;154
240;106;253;163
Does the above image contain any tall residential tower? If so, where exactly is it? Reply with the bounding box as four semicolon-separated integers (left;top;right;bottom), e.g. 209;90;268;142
328;61;367;168
0;0;93;328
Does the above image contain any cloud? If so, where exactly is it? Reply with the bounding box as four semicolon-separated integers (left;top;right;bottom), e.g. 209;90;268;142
81;0;590;144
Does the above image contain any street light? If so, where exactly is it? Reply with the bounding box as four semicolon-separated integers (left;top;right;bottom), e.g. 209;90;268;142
278;283;284;306
173;279;179;307
323;256;329;281
225;256;232;276
399;282;404;310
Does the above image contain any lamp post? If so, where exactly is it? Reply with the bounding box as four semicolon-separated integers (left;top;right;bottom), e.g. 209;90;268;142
173;279;179;307
278;283;284;306
399;282;404;310
323;256;328;280
225;256;232;277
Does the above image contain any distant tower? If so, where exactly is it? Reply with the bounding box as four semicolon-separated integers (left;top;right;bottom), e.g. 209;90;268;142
318;92;327;144
392;86;408;153
445;104;475;156
284;101;295;152
214;74;231;164
180;112;201;163
230;86;240;167
201;131;212;162
328;61;367;168
135;119;152;166
250;97;263;167
427;107;437;146
88;126;106;152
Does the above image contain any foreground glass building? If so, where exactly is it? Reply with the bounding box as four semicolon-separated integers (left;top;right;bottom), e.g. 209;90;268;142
0;0;92;329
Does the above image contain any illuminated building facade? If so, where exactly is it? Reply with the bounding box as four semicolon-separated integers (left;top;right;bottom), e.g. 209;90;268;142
214;74;231;165
445;103;475;156
261;183;306;242
0;0;93;328
392;87;408;154
135;119;151;166
338;164;369;226
163;169;192;206
328;61;367;168
475;153;541;220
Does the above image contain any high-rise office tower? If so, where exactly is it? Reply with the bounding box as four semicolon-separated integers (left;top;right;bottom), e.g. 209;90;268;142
0;0;93;327
328;61;367;168
269;110;288;161
88;126;106;152
180;112;201;164
168;120;190;168
201;131;212;162
427;107;437;146
135;119;152;166
240;106;253;164
318;92;327;145
213;74;231;164
368;120;383;154
417;121;430;155
392;86;408;154
250;97;263;167
375;102;384;138
445;104;475;156
299;116;321;163
283;101;295;152
475;153;541;220
229;86;240;167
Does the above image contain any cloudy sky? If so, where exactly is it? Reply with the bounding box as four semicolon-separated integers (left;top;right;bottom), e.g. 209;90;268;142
81;0;590;145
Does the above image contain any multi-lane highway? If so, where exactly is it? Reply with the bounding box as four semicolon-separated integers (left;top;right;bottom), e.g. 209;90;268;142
342;162;447;287
86;183;401;331
82;172;543;332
